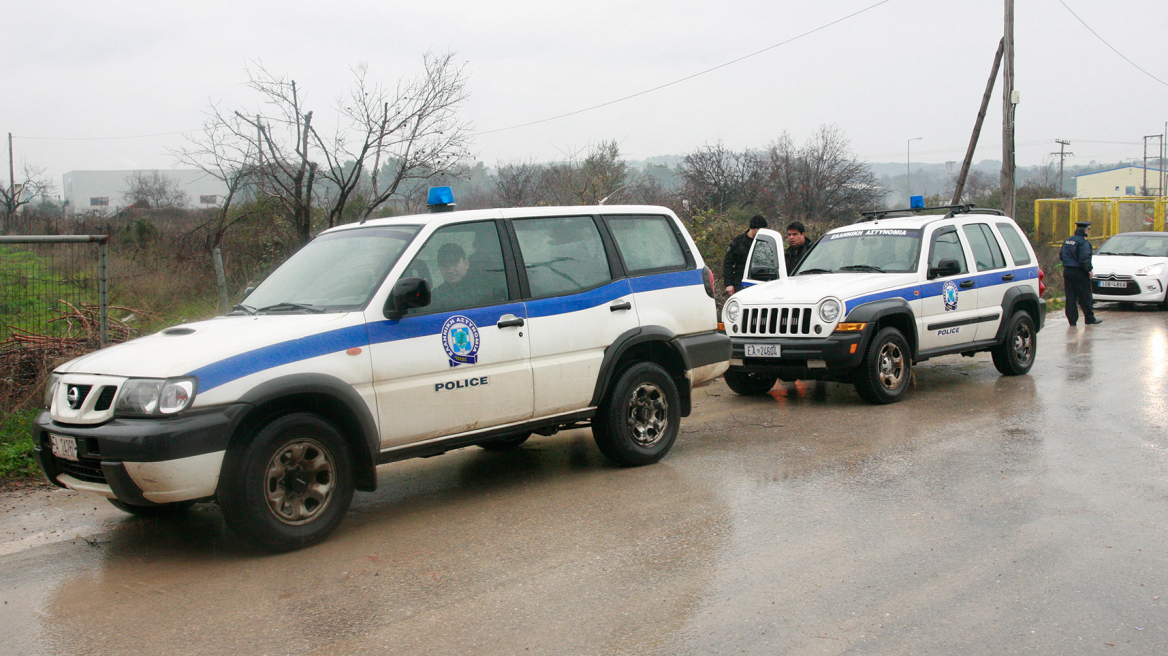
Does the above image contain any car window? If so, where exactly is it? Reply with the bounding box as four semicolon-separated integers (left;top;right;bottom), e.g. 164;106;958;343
962;223;1006;271
1097;234;1168;257
928;227;969;276
995;222;1032;265
402;221;509;314
513;216;613;297
749;237;779;274
796;228;922;274
605;215;687;274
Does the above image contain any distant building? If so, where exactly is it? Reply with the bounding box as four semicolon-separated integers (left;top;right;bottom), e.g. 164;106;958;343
1075;165;1165;198
62;170;228;215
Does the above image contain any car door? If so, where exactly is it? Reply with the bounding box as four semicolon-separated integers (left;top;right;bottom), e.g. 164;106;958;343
961;222;1011;341
510;214;640;418
365;219;533;446
740;228;787;287
919;225;980;352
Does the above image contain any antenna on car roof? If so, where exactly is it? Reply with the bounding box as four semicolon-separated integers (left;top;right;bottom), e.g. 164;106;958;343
856;203;985;223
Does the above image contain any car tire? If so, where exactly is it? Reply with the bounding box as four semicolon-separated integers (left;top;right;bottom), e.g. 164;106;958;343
1160;289;1168;311
853;327;912;405
723;370;778;396
592;362;680;467
991;311;1037;376
219;413;354;552
108;498;196;517
478;433;531;451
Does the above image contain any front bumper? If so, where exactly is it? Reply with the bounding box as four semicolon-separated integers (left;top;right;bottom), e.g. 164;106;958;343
33;404;248;504
728;330;869;381
1092;277;1165;303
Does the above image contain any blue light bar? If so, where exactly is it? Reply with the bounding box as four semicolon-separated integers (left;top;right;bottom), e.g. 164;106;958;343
910;195;924;209
427;186;455;210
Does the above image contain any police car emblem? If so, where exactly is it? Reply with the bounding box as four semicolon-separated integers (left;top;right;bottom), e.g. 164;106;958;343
441;315;480;367
942;280;959;311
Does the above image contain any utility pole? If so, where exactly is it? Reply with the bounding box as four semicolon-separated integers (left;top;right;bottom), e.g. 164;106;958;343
953;38;1005;205
1001;0;1017;218
1144;135;1163;195
1052;139;1072;196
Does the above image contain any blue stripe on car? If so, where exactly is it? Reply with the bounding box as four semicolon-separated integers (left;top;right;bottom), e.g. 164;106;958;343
844;266;1038;314
189;270;702;392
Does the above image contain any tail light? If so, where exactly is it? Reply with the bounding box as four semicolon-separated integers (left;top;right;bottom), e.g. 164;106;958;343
1038;268;1046;295
702;266;716;298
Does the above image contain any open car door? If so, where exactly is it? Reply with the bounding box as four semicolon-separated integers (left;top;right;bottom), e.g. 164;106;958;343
740;228;788;288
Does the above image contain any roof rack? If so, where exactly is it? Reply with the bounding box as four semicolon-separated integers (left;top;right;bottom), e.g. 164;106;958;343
857;203;1004;223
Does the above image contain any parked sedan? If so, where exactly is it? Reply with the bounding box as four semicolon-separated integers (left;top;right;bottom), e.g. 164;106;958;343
1091;232;1168;308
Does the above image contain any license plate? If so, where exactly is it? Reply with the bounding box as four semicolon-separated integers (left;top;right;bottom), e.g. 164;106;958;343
744;343;781;358
1098;280;1126;288
50;434;78;462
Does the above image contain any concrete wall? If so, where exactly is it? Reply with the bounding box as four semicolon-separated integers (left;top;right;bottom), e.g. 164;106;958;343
1076;166;1165;198
61;170;229;214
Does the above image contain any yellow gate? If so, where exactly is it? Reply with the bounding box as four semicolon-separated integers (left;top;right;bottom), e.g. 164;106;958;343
1035;197;1167;244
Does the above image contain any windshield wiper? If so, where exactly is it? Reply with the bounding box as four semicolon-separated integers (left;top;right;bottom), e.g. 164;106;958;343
231;303;256;315
1100;251;1147;257
796;268;833;275
255;302;325;314
839;265;886;273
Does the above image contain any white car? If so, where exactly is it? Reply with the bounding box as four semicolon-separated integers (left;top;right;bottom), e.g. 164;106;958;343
721;204;1046;404
1091;231;1168;308
34;201;730;550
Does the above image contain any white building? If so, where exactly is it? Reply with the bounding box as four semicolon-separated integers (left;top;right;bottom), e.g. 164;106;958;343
62;170;229;214
1075;165;1165;198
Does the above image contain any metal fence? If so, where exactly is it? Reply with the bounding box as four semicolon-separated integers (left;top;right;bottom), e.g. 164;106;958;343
0;235;109;351
1035;197;1167;244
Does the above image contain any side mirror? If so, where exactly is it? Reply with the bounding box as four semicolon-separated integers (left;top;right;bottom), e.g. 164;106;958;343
928;259;961;279
242;286;255;300
385;277;431;319
749;265;778;281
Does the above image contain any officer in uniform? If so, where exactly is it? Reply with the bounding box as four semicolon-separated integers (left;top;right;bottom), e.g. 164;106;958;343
722;215;767;296
1060;220;1101;326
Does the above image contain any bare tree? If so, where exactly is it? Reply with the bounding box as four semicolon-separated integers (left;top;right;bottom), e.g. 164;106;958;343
678;142;762;213
536;141;631;206
1;163;54;233
123;171;190;209
174;119;262;250
492;160;542;207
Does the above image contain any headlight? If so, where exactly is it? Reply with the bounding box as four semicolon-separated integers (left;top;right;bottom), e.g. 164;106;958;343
819;299;841;323
43;373;61;409
115;377;198;416
1135;263;1165;276
724;300;740;324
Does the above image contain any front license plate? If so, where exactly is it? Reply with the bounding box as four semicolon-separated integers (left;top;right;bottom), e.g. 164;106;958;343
1098;280;1126;288
745;343;781;358
50;434;78;462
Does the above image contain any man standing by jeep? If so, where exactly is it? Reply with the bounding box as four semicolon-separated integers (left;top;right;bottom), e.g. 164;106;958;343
785;221;810;273
1061;220;1101;326
723;215;767;295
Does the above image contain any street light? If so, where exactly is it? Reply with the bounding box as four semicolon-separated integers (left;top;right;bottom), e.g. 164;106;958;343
907;137;923;203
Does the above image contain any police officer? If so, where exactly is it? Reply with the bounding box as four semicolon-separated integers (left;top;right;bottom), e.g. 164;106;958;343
722;215;767;296
1060;220;1102;326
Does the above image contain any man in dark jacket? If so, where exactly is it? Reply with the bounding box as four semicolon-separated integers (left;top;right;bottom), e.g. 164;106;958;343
1060;220;1101;326
785;221;810;273
723;215;767;295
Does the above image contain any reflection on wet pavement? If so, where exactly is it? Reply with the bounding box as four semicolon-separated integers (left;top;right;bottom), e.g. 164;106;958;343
3;305;1168;654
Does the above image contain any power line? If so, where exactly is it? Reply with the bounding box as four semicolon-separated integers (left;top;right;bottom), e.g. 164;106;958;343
473;0;897;136
1057;0;1168;87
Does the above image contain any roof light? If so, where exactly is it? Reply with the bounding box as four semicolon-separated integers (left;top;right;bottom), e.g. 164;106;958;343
910;195;925;209
427;186;456;213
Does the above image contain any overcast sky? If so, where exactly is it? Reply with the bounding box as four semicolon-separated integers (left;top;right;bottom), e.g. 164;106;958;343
5;0;1167;190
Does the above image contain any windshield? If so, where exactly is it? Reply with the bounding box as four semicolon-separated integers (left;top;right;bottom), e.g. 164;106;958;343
241;225;421;313
1097;234;1168;257
794;228;922;274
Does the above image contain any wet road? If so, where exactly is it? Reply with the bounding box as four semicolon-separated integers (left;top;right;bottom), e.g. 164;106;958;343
2;304;1167;655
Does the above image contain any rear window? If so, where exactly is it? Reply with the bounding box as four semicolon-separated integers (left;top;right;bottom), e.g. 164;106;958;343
606;215;687;274
995;222;1032;266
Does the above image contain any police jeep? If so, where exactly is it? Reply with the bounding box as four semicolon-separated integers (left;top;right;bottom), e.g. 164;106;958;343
720;204;1046;404
34;196;730;551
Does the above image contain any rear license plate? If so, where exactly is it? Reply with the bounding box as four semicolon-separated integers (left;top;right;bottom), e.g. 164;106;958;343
1098;280;1126;288
745;343;781;358
50;434;78;461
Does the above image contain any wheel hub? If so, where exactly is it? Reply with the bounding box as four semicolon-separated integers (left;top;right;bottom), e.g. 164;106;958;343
878;342;905;390
264;438;336;525
626;382;668;447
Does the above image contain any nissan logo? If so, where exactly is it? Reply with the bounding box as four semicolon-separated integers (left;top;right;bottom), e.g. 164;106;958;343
66;386;81;409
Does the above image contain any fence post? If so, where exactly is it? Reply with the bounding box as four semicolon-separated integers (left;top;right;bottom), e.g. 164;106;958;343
99;237;109;347
213;247;228;315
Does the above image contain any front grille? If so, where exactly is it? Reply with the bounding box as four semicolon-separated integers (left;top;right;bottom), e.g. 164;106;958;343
740;306;814;336
93;386;118;411
55;456;107;484
1092;279;1140;295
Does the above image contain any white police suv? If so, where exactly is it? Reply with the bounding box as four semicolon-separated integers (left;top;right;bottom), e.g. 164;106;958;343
34;199;729;550
721;204;1046;404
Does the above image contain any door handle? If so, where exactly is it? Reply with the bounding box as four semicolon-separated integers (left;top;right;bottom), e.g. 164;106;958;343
497;315;525;328
959;280;976;289
610;301;632;312
1002;273;1015;281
